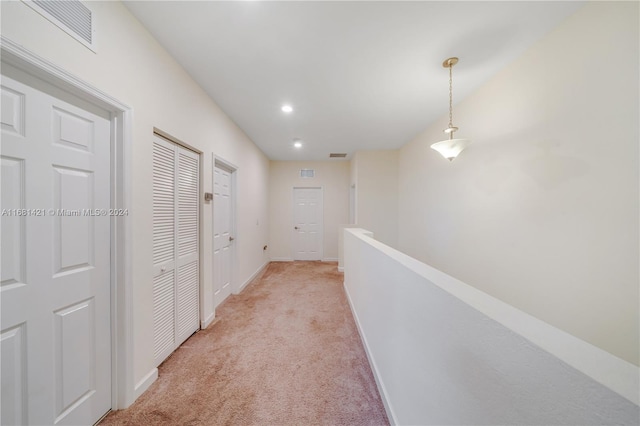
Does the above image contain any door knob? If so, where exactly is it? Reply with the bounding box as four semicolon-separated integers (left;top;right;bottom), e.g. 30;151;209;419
229;236;235;242
294;226;299;230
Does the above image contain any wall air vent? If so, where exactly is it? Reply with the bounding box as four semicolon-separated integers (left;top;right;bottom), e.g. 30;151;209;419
300;169;315;178
25;0;95;50
329;153;347;158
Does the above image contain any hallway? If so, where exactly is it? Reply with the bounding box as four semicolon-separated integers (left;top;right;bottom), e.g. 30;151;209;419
102;262;388;425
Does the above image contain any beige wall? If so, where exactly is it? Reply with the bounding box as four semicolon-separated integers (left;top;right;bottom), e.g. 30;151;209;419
0;0;271;388
269;161;350;261
352;150;399;248
397;2;639;365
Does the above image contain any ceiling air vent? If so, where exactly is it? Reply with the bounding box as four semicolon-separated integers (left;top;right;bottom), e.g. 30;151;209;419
26;0;95;50
300;169;315;178
329;153;347;158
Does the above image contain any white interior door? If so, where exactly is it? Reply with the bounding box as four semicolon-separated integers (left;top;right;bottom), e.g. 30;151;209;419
213;164;233;307
293;187;323;261
1;66;111;425
152;135;199;365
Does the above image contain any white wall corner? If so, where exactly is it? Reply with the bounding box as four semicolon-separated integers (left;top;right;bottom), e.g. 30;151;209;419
236;261;269;294
134;368;158;401
200;312;215;329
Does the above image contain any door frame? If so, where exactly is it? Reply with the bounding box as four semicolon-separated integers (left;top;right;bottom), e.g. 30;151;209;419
292;186;324;261
1;36;135;409
212;155;237;302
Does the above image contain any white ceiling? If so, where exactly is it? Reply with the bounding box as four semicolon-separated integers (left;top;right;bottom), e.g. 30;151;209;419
124;1;583;161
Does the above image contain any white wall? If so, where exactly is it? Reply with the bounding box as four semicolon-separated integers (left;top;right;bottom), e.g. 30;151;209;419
344;228;639;425
397;2;639;365
351;150;399;248
0;0;270;395
269;161;349;261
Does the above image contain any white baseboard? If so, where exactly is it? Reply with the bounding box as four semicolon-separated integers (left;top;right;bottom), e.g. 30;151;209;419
322;257;338;262
236;261;269;294
338;266;344;272
201;312;215;329
134;368;158;401
344;283;397;425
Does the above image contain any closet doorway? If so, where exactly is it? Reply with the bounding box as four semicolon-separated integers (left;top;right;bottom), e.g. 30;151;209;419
152;132;200;365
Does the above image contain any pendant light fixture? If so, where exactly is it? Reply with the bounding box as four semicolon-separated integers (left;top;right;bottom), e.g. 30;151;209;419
430;57;471;161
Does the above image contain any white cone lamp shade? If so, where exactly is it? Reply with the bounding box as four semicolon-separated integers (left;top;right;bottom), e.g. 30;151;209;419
431;138;472;161
431;57;471;161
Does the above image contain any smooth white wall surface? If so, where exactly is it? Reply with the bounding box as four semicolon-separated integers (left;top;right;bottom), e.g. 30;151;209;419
337;224;360;271
0;0;270;392
269;161;349;261
352;150;399;248
344;228;639;425
397;1;639;365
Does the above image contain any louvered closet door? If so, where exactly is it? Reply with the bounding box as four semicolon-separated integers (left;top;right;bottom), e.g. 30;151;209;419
152;135;199;365
176;148;199;344
152;137;176;364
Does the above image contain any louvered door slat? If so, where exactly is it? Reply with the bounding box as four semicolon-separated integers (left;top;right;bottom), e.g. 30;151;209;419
153;141;175;266
177;261;199;341
178;152;199;258
152;271;175;360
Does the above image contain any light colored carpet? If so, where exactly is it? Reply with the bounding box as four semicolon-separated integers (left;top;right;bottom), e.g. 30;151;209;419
102;261;389;426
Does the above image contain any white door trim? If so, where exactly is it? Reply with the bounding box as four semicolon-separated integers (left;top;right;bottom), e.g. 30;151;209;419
0;36;135;408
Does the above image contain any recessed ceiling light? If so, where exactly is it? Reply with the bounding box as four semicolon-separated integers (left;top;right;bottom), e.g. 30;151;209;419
293;141;302;148
281;105;293;113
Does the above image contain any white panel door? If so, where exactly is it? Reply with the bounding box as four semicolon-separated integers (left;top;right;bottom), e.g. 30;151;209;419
152;136;200;365
213;164;232;308
0;67;111;425
293;188;323;261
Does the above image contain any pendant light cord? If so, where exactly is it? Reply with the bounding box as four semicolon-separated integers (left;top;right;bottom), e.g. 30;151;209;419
448;64;454;140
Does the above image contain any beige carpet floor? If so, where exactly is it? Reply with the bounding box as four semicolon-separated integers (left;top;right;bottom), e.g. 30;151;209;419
101;261;389;426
